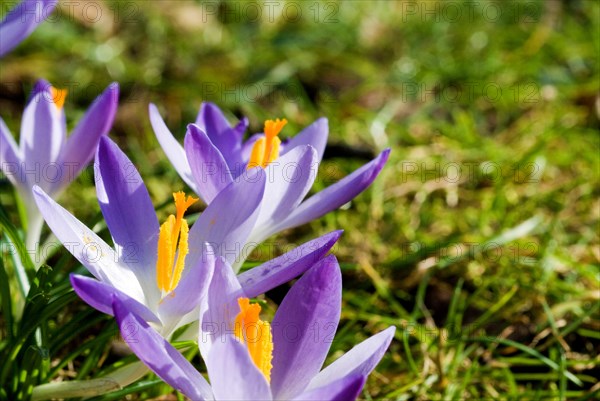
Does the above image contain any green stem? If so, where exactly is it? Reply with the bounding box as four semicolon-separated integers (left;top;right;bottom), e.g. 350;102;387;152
25;212;44;268
30;362;148;401
8;237;30;299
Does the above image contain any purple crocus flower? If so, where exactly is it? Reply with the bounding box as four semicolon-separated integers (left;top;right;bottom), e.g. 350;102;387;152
0;79;118;250
0;0;58;57
33;136;342;337
113;255;395;400
150;103;390;268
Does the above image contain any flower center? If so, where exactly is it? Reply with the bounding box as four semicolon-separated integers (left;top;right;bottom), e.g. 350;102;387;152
234;298;273;382
247;118;287;169
50;86;67;110
156;192;198;294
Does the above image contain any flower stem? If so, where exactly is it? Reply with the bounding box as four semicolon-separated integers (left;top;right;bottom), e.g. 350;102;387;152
30;362;148;401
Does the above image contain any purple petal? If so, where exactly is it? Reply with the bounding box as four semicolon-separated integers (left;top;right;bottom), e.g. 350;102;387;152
0;0;58;57
294;375;366;401
112;294;213;401
158;243;215;325
149;103;198;193
206;334;272;401
199;256;245;358
70;274;159;323
188;168;265;268
281;118;328;162
0;117;23;188
95;137;160;302
31;78;51;98
195;102;246;169
239;230;342;298
59;83;119;186
279;149;390;231
32;186;145;300
184;124;233;204
307;326;396;390
270;255;342;399
233;117;249;141
19;89;65;193
195;102;232;139
251;145;318;242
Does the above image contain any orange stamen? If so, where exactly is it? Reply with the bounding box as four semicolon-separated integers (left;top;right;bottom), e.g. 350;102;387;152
234;298;273;382
50;87;67;110
156;192;198;293
247;118;287;169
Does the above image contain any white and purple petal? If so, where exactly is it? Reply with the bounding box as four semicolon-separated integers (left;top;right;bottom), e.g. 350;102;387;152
70;274;159;323
112;294;213;401
270;255;342;399
184;124;233;204
307;326;396;390
188;167;265;267
198;256;246;358
33;186;144;300
30;78;51;98
251;145;318;243
149;103;198;193
95;137;160;303
20;89;65;192
195;102;247;169
281;118;328;163
206;335;272;401
59;83;119;187
277;149;391;232
294;375;366;401
238;230;342;298
157;243;216;331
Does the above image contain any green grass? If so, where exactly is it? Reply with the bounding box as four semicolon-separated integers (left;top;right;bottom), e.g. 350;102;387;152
1;0;599;399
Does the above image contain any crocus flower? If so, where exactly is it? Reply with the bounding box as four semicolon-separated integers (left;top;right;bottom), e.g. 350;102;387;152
0;0;58;57
33;136;342;337
113;255;396;400
150;102;390;268
0;79;119;250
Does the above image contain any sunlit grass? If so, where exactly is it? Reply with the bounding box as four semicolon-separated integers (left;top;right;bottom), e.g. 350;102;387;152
1;0;598;399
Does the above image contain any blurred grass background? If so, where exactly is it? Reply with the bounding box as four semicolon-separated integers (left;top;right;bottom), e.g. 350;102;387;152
1;0;599;399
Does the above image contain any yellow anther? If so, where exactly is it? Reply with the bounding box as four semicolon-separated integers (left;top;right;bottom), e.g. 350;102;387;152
247;118;287;169
264;118;287;140
173;191;198;222
156;192;198;294
234;298;273;382
50;87;67;110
